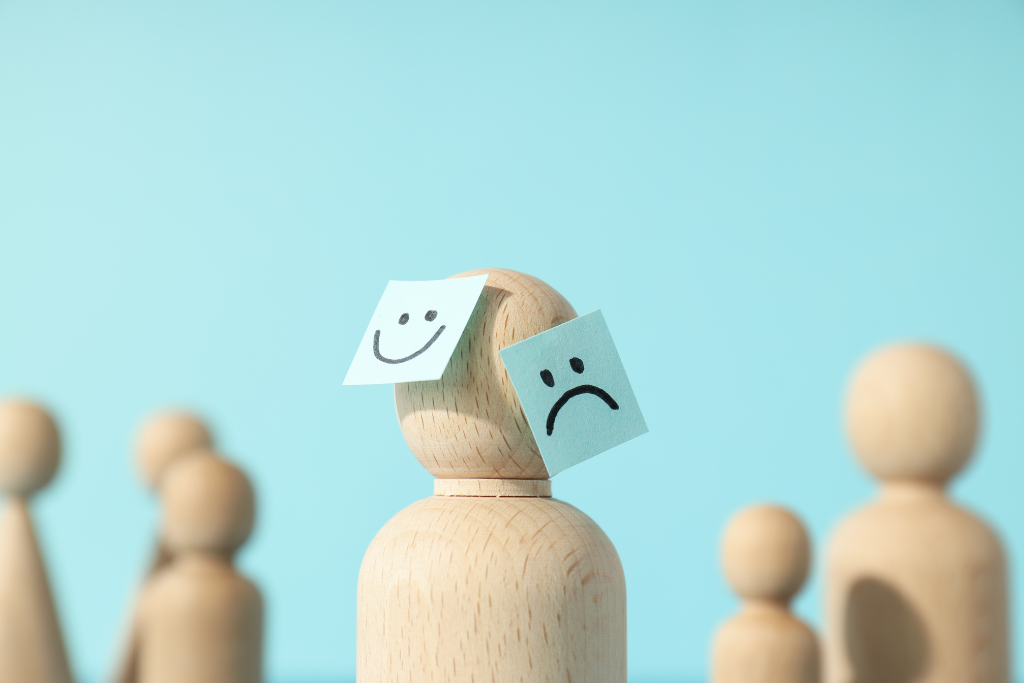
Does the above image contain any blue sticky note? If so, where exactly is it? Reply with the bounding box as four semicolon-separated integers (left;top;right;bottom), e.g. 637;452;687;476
343;275;488;385
499;310;647;476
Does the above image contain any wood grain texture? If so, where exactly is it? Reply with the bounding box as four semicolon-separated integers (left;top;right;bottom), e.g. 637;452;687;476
713;505;820;683
825;343;1009;683
364;269;625;681
357;493;626;683
395;269;577;480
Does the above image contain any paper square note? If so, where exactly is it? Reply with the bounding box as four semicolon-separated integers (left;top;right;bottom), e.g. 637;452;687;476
499;310;647;476
343;275;488;385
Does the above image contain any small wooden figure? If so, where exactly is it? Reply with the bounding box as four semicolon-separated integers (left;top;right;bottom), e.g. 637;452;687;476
712;504;820;683
0;399;74;683
136;455;262;683
825;343;1009;683
110;410;215;683
357;269;627;682
135;410;215;491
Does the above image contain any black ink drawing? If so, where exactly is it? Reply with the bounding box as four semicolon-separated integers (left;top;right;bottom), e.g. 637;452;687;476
540;356;619;435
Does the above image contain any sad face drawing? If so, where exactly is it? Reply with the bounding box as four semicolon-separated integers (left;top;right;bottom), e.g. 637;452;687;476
499;310;647;476
539;356;620;436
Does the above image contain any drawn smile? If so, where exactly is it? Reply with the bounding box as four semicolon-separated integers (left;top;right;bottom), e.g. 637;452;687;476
373;325;446;364
546;384;619;436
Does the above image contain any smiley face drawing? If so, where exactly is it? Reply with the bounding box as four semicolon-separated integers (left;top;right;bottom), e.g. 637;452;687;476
499;310;647;476
344;275;488;385
540;356;620;436
373;309;445;364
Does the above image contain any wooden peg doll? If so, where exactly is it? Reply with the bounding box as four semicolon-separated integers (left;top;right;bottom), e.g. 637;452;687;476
357;268;627;682
825;343;1009;683
137;455;262;683
110;410;215;683
0;399;74;683
713;504;820;683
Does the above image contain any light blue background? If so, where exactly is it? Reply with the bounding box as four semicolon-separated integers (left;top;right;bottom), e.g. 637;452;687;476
1;2;1022;682
501;310;648;475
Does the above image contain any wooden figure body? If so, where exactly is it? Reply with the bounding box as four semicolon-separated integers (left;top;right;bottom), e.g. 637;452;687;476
137;455;262;683
825;343;1009;683
357;269;627;683
111;411;215;683
712;504;819;683
0;399;74;683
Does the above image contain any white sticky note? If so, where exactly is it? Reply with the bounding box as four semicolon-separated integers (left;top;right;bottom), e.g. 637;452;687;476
343;275;488;385
499;310;647;475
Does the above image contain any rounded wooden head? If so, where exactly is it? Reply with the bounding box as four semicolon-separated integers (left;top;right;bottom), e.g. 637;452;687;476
0;399;61;496
160;455;255;556
845;343;978;485
395;269;576;479
136;410;214;490
722;505;810;604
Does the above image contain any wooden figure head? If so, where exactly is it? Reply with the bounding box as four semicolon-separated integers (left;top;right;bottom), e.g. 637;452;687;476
0;399;61;497
395;268;577;479
160;455;255;557
722;504;811;605
845;343;978;486
136;410;214;490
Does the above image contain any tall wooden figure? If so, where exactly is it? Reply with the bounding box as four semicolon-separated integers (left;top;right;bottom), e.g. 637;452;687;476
0;399;74;683
357;269;627;682
111;410;215;683
137;455;262;683
825;343;1009;683
713;504;819;683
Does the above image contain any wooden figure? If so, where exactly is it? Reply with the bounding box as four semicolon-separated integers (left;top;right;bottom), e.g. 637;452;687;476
357;268;627;682
0;399;74;683
712;504;820;683
110;411;215;683
136;454;262;683
825;343;1009;683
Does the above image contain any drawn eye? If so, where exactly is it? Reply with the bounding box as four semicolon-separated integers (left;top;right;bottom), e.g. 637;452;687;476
399;313;410;325
540;369;555;387
425;310;437;322
570;357;584;374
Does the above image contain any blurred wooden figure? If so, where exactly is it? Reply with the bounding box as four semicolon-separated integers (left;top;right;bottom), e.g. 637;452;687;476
110;411;215;683
825;343;1009;683
712;504;820;683
357;269;627;682
0;399;74;683
136;454;262;683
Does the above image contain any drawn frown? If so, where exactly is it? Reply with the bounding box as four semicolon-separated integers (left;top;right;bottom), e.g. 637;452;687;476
540;356;620;435
497;309;646;474
373;309;445;364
